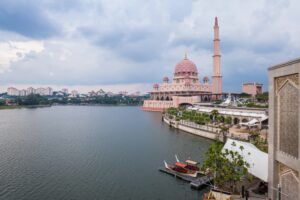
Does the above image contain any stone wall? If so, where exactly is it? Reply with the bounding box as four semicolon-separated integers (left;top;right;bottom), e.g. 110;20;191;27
163;117;217;140
268;58;300;200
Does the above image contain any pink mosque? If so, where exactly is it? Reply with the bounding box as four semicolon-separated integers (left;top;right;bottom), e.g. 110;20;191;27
142;17;223;111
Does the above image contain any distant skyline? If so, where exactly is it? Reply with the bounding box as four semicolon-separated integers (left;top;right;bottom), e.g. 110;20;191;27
0;0;299;93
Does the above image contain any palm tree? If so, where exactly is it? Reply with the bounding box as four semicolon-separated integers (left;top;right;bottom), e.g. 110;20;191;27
219;125;229;142
211;109;219;123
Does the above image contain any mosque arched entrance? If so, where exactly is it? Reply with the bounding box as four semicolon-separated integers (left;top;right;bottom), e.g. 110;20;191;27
233;118;240;125
178;103;193;109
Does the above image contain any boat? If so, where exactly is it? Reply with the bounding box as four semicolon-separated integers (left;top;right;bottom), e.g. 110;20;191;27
175;155;203;173
164;161;198;177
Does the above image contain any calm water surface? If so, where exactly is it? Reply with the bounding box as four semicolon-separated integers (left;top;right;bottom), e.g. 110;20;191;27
0;106;212;200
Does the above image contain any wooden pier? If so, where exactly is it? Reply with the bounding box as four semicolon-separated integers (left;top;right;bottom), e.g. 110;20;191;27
159;167;213;189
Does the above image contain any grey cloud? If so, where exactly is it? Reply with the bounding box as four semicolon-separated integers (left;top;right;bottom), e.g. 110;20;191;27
0;0;60;39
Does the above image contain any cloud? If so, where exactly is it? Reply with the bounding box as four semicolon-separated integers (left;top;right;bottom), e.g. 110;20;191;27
0;0;300;93
0;0;60;39
0;41;44;73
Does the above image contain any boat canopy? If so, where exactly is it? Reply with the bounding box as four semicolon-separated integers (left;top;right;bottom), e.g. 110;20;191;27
185;160;198;165
175;162;187;168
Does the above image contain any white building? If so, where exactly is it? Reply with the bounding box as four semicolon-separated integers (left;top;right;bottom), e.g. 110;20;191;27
36;88;45;96
19;89;27;96
44;87;53;96
7;87;19;96
27;87;35;95
61;88;68;95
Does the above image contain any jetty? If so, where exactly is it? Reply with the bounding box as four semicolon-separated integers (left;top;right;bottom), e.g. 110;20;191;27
159;167;213;189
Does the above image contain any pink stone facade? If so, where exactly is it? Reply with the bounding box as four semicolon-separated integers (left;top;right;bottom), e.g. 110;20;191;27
142;17;223;112
242;83;263;97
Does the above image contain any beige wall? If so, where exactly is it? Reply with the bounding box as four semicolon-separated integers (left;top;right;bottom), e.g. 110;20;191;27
268;58;300;200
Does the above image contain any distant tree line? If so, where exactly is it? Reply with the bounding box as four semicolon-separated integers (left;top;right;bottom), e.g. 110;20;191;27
16;94;50;106
1;94;147;106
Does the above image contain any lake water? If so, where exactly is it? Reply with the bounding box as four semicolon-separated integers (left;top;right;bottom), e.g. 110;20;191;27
0;106;212;200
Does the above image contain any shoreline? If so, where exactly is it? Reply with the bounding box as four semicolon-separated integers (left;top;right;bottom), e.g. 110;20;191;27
0;104;141;110
163;116;218;140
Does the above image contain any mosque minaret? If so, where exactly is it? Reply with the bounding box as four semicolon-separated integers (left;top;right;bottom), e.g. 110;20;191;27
212;17;222;94
142;17;224;111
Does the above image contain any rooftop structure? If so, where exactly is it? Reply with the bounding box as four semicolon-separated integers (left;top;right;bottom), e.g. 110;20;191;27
242;82;263;97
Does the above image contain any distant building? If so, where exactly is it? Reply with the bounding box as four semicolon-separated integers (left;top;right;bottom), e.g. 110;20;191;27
242;82;263;97
268;58;299;200
70;90;78;98
7;87;19;96
8;87;53;96
44;87;53;96
61;88;68;95
36;88;45;96
88;90;97;97
96;89;105;96
19;89;27;96
27;87;35;95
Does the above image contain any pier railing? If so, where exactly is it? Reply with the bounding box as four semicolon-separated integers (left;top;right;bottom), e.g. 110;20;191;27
163;114;250;142
163;114;220;134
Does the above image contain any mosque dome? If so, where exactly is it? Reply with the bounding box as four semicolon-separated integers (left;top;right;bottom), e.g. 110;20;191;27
174;55;198;76
203;76;209;82
153;83;159;88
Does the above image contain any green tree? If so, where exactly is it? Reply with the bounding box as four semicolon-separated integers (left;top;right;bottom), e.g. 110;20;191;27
218;125;229;142
225;116;232;125
204;141;251;192
210;109;219;123
0;100;5;106
256;92;268;102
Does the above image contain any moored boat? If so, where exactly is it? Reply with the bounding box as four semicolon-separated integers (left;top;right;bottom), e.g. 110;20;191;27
164;161;198;177
175;155;205;174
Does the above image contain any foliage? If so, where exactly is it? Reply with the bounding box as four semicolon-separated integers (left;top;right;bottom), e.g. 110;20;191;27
246;102;268;108
167;107;178;116
204;141;251;192
16;94;50;106
249;130;268;153
224;116;232;125
256;92;268;102
218;125;229;142
239;93;251;98
0;100;5;106
210;110;219;122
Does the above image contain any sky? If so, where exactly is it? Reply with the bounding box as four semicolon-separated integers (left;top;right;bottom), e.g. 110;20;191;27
0;0;299;93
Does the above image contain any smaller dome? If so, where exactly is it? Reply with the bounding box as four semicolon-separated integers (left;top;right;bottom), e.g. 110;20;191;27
153;83;159;88
163;76;169;81
203;76;209;82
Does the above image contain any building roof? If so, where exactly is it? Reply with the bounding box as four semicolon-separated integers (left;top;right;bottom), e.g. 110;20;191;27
174;58;198;75
243;82;263;86
268;57;300;71
222;139;268;182
163;76;169;81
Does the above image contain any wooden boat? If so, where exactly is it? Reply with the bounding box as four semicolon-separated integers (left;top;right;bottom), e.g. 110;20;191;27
175;155;202;172
164;161;198;177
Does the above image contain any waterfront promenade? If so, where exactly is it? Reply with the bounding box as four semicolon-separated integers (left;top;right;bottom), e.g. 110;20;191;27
163;114;251;141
